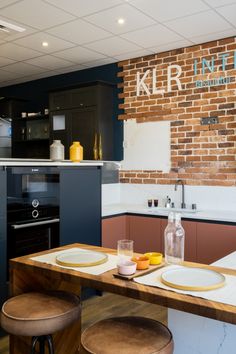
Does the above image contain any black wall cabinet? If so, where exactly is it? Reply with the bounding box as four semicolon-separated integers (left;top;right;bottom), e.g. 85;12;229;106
50;82;114;160
12;116;50;158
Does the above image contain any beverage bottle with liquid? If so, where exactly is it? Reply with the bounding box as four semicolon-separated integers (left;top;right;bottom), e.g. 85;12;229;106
164;212;185;264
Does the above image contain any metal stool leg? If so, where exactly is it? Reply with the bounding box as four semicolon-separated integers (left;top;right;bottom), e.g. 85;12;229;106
46;335;55;354
30;336;39;354
39;336;46;354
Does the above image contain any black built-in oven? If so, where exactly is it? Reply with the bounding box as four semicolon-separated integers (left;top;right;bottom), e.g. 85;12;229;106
6;166;60;278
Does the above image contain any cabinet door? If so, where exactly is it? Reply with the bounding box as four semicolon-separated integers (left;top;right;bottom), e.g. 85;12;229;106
128;216;162;254
60;167;101;246
161;219;197;262
70;108;97;160
70;86;97;108
197;222;236;264
49;91;70;110
102;216;128;249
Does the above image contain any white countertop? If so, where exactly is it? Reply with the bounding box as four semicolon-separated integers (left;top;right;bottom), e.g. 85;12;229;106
212;251;236;269
102;203;236;223
0;158;103;166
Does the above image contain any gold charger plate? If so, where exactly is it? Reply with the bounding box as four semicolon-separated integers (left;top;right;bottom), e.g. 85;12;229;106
161;267;225;291
56;250;108;267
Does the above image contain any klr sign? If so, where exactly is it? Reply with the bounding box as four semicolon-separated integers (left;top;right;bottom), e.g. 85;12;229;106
136;51;236;96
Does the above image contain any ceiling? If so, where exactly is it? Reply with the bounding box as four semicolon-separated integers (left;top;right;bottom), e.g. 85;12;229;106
0;0;235;88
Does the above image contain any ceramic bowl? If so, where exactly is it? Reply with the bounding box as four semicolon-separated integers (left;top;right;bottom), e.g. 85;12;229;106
144;252;163;265
117;260;137;275
131;256;150;270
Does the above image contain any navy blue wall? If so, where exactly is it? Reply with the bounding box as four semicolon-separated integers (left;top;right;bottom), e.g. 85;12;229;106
0;63;123;160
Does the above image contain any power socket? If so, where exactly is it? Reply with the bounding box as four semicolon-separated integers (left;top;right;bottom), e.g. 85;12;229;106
201;117;219;125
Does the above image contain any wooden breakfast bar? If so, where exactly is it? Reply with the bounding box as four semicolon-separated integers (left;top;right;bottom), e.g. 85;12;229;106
9;243;236;354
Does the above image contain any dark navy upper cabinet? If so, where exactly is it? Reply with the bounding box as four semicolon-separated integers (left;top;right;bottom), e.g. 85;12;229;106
49;82;114;160
59;166;101;247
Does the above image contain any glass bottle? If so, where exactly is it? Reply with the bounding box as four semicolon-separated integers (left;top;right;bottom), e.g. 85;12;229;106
164;212;185;265
70;141;83;162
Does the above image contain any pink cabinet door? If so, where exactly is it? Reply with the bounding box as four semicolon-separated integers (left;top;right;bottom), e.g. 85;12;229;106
128;215;162;254
161;219;197;262
102;216;128;249
197;222;236;264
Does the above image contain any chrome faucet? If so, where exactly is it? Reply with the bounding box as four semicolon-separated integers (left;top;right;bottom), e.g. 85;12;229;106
174;179;186;209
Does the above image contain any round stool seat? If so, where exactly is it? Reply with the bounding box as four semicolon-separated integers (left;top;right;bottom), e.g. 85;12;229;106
81;316;174;354
1;291;81;337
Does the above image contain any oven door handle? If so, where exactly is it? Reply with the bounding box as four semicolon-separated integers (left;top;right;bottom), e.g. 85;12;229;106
11;218;60;229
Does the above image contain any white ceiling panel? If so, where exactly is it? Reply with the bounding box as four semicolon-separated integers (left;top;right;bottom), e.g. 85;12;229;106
0;56;16;67
216;3;236;26
113;48;154;61
25;55;75;70
82;57;116;68
165;10;233;38
128;0;209;22
121;24;183;48
2;62;48;75
0;0;21;9
0;0;76;30
85;4;155;35
54;46;106;64
13;32;76;53
47;19;112;45
85;37;142;56
149;39;194;54
44;0;123;17
204;0;236;7
0;42;42;60
0;69;27;81
54;64;86;74
190;28;236;44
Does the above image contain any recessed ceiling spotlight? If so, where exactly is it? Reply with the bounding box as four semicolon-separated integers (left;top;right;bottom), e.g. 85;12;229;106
42;41;49;47
117;18;125;25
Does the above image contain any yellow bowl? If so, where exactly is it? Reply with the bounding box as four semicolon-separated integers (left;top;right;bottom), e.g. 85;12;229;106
144;252;163;265
131;256;150;270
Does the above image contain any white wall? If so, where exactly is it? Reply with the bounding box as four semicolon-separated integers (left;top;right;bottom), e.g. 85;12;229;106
121;119;171;172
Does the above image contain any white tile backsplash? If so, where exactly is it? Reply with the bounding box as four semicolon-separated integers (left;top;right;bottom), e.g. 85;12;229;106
102;183;236;212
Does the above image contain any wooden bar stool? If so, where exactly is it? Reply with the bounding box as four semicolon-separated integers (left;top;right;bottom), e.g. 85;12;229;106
0;291;81;354
81;316;174;354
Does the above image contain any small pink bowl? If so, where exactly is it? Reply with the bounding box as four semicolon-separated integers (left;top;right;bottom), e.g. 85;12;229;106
117;261;137;276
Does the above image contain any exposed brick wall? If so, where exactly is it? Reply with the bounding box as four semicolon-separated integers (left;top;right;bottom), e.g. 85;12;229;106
118;37;236;186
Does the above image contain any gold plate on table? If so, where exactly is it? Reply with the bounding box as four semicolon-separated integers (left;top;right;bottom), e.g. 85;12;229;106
161;267;225;291
56;250;108;267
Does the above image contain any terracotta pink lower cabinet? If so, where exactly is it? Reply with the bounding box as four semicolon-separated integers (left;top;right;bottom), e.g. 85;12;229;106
102;215;236;264
128;215;163;254
160;219;197;263
196;222;236;264
102;215;128;249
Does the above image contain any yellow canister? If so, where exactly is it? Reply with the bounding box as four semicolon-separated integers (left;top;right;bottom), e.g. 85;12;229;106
70;141;83;162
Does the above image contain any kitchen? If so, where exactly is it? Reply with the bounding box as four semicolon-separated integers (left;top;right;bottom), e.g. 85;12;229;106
0;1;236;353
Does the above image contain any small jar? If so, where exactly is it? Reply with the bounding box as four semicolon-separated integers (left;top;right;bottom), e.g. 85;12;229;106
70;141;83;162
50;140;64;161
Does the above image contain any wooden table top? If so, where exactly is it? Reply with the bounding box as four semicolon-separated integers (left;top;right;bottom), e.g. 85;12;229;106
10;243;236;325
